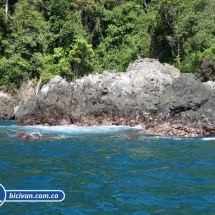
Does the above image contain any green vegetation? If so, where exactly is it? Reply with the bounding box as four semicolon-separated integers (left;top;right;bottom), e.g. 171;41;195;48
0;0;215;91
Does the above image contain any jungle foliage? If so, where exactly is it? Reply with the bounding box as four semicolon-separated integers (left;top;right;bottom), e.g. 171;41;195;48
0;0;215;91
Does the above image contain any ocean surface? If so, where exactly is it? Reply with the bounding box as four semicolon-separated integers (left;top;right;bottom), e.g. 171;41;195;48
0;121;215;215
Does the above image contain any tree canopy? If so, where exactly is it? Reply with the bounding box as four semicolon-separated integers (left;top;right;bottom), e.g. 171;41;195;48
0;0;215;91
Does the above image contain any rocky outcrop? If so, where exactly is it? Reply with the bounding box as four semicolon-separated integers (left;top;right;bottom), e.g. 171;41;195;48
17;77;35;103
158;73;214;123
0;78;35;120
0;92;15;120
14;77;35;115
15;58;215;137
145;73;215;137
16;58;180;126
16;76;73;125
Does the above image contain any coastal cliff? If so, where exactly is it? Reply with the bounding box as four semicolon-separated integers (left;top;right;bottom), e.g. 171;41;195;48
9;58;215;137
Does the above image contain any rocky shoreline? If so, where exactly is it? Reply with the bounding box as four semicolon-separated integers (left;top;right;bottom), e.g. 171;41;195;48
2;58;215;137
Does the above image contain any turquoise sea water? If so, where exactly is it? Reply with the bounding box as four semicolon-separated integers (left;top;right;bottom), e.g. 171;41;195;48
0;121;215;215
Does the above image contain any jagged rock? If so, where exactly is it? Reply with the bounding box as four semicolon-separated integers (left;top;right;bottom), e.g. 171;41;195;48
158;73;215;125
16;59;180;126
158;73;211;113
0;78;36;120
14;58;215;137
17;77;35;103
14;77;35;115
16;76;73;125
0;92;15;120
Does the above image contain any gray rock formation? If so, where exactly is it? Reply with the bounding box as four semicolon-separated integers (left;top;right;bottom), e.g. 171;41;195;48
0;78;35;120
15;58;215;136
16;58;180;125
158;73;212;120
144;73;215;137
157;73;215;125
17;77;35;103
14;77;35;115
0;92;15;120
203;81;215;97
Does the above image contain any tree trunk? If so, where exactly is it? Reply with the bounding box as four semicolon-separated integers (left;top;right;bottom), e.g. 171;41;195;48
35;77;42;95
5;0;8;20
143;0;149;13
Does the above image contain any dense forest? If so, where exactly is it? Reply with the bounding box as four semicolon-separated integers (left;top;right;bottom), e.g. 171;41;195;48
0;0;215;92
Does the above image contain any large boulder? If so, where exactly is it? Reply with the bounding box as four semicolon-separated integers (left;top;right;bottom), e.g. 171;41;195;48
16;76;73;125
17;77;35;103
158;73;215;125
158;73;211;115
16;58;180;125
0;92;15;120
0;78;36;121
14;77;35;115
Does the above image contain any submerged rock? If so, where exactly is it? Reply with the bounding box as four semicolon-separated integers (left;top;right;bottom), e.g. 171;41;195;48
15;131;41;140
126;136;138;140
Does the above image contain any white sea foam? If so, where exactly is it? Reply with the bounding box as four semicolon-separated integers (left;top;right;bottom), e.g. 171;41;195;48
202;137;215;141
1;123;144;139
7;125;132;136
133;124;142;129
30;125;129;130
